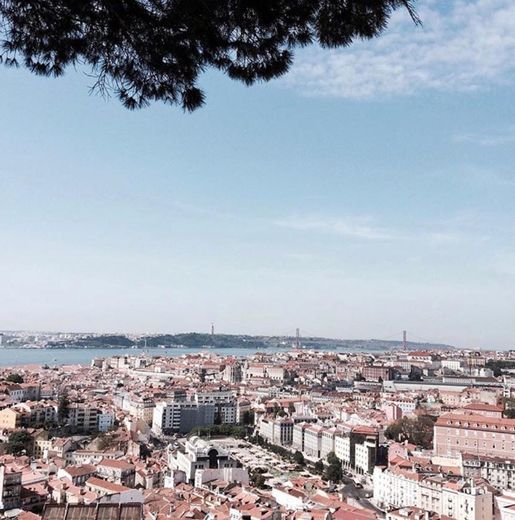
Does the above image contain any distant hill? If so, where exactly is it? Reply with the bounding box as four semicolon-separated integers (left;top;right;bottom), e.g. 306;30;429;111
42;332;454;351
47;335;134;348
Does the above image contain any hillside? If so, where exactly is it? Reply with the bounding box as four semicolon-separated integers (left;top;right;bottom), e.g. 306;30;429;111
41;332;453;351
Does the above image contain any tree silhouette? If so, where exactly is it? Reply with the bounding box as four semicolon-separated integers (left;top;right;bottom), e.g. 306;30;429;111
384;415;436;449
58;392;70;424
6;373;23;384
0;1;419;111
7;430;33;455
293;450;305;466
313;459;324;474
324;462;342;483
326;451;340;466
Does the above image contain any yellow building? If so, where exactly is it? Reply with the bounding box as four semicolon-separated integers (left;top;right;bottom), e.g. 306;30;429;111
0;408;22;430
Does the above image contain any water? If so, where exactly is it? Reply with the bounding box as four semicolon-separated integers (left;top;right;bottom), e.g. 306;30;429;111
0;346;289;367
0;345;383;367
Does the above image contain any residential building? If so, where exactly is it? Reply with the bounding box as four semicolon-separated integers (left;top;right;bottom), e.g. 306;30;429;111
168;436;239;483
434;413;515;459
0;408;22;430
97;410;115;432
258;417;294;446
303;425;323;459
66;404;99;433
461;453;515;490
373;466;493;520
363;366;395;382
152;400;215;435
96;459;136;487
57;465;97;486
0;463;22;510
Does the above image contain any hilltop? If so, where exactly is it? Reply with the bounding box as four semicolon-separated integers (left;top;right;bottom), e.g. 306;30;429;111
27;332;455;351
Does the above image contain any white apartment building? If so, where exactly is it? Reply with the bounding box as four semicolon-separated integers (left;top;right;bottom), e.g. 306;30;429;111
293;422;377;473
244;364;266;379
258;417;293;446
6;384;40;403
461;453;515;490
127;398;155;425
320;428;336;459
293;423;307;453
244;363;286;381
373;466;493;520
7;386;25;403
382;397;417;416
97;410;115;432
259;418;274;444
219;403;237;424
195;389;235;405
303;425;323;459
267;366;286;381
355;439;377;474
322;426;351;460
14;401;58;426
334;430;351;465
442;360;463;372
373;466;420;510
0;463;22;510
152;400;215;435
153;401;184;435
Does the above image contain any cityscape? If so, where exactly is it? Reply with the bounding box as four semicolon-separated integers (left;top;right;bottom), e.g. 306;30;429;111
0;338;512;519
2;0;515;519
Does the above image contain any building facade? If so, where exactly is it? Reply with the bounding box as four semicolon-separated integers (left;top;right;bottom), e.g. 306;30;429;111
373;466;493;520
434;413;515;459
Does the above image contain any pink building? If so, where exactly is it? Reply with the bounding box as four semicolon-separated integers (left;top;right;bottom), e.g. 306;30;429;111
460;402;503;418
362;365;394;382
434;413;515;458
383;402;402;422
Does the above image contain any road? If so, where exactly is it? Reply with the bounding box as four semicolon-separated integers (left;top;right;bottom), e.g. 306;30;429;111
340;479;383;515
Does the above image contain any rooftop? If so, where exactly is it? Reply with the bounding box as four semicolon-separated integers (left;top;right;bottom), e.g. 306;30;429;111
42;505;142;520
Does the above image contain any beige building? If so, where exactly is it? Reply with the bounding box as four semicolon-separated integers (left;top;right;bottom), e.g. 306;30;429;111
0;408;22;430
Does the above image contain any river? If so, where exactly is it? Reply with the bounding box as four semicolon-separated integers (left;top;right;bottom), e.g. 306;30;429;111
0;345;383;367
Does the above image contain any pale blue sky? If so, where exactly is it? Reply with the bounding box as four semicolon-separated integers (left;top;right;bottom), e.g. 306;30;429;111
1;0;515;348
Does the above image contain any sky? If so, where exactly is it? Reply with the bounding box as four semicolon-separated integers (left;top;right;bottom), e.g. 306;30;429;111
1;0;515;348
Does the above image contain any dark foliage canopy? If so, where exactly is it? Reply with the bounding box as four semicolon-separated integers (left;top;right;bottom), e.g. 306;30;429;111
6;373;23;383
324;462;342;483
0;0;418;110
293;450;305;465
384;415;436;449
313;459;325;474
7;430;33;455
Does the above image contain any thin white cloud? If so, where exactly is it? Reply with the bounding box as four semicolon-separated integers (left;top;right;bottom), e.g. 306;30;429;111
284;0;515;98
453;128;515;146
275;214;490;245
275;215;396;240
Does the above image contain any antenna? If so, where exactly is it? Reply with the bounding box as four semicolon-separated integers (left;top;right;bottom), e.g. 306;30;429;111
403;330;407;351
296;328;300;348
